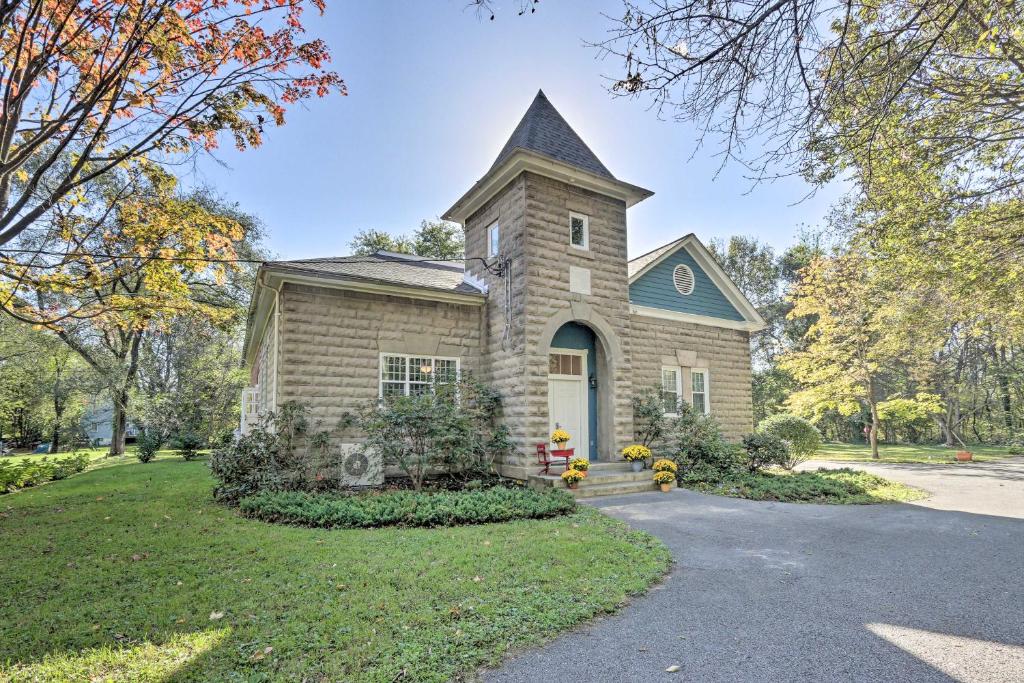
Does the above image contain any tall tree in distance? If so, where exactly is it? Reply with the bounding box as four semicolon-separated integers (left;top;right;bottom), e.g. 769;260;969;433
349;220;464;259
0;0;344;246
0;162;256;454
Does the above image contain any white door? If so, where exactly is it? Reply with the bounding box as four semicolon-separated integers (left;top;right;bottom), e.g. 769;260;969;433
548;350;588;459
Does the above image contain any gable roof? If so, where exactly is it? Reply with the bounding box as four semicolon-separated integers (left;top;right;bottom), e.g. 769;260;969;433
263;251;484;295
628;234;766;331
489;90;614;179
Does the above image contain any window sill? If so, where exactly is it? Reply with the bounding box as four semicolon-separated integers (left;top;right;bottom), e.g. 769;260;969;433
567;248;595;261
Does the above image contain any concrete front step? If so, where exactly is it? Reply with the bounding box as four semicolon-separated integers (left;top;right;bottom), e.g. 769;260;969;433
528;465;657;497
568;480;658;498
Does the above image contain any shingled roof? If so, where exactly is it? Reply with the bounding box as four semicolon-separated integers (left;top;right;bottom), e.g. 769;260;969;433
627;236;688;280
488;90;614;179
263;251;484;295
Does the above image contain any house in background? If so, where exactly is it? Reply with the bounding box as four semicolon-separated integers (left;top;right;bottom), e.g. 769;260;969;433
81;398;138;447
241;90;764;490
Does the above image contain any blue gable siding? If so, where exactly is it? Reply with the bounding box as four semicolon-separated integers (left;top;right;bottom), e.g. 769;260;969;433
629;246;745;321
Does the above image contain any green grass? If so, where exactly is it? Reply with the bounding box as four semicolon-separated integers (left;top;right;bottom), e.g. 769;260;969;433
815;442;1015;463
683;467;929;504
0;456;670;682
1;446;112;464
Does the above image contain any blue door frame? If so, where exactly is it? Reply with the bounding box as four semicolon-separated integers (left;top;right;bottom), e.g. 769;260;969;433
550;322;598;460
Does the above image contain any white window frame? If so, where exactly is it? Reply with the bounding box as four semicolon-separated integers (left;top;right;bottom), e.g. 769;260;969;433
379;353;461;398
487;222;500;258
569;212;589;250
691;367;710;415
661;365;684;416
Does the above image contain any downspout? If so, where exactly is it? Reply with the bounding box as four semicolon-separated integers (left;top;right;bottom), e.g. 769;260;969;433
271;279;282;413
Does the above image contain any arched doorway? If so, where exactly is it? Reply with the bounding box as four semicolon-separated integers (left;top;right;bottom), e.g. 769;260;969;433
548;322;598;460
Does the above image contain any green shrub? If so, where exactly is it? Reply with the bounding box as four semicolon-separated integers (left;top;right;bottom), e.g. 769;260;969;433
741;432;790;473
135;433;160;463
665;403;741;484
343;378;511;491
758;414;822;469
0;454;90;493
176;432;203;461
239;486;577;529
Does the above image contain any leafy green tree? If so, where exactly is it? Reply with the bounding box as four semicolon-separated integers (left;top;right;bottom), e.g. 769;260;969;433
349;220;464;259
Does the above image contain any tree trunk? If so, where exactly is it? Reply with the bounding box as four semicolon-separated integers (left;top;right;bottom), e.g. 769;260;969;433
48;423;60;454
869;401;881;459
109;391;129;456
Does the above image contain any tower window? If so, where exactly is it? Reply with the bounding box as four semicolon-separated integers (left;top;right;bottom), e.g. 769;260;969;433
488;222;500;258
569;212;589;250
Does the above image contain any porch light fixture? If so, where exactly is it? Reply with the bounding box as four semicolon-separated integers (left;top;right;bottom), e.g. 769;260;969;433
420;363;433;374
589;375;597;389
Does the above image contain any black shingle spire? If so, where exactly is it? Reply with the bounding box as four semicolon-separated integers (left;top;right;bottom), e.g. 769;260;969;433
488;90;615;179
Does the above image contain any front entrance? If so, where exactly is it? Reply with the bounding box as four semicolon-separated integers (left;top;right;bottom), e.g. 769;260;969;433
548;348;589;459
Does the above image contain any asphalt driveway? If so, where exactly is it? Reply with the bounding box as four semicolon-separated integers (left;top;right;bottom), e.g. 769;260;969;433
485;458;1024;683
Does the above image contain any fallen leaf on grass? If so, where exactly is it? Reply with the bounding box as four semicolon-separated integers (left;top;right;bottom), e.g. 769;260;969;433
666;665;681;673
209;611;224;621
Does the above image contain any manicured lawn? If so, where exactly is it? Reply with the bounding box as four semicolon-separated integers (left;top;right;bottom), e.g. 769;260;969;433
0;456;670;682
682;467;928;504
1;446;112;464
815;442;1014;463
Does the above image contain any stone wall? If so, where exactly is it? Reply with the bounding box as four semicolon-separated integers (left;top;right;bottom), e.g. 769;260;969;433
464;171;636;477
275;283;483;431
630;312;754;441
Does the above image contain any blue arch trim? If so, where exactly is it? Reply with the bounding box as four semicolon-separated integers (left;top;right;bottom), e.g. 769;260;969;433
629;246;745;321
550;322;598;460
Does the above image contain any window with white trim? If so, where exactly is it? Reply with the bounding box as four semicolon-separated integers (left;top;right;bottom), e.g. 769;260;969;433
569;212;589;250
691;368;709;415
380;354;460;398
661;366;683;415
487;222;500;258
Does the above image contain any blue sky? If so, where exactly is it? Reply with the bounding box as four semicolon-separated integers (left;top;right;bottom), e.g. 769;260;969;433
188;1;845;261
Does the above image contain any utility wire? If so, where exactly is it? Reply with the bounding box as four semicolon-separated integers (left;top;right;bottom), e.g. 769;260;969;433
0;249;508;275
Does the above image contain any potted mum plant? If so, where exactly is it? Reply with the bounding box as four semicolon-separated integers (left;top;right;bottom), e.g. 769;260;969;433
621;444;651;472
653;470;676;492
551;428;571;450
569;457;589;473
653;459;677;492
561;468;585;489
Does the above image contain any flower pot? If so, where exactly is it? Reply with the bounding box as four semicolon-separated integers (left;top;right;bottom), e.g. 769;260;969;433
566;482;578;490
956;451;973;462
659;483;673;493
554;442;568;451
630;460;643;472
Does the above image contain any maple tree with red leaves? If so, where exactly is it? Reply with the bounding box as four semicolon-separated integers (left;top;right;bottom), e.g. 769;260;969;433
0;0;344;246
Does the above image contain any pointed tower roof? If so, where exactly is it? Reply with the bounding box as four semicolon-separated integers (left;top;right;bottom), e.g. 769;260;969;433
443;90;652;224
489;90;614;179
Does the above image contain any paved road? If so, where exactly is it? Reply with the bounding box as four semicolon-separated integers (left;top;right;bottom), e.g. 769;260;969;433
485;458;1024;683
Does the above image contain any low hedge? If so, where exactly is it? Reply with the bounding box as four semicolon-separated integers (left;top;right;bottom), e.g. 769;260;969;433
239;485;577;529
0;453;91;493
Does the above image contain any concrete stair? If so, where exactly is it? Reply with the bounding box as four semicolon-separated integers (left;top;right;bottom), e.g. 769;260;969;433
528;462;657;498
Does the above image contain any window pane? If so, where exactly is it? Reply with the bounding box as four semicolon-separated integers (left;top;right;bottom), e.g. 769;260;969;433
489;224;499;257
571;355;581;375
409;358;432;383
662;368;677;391
549;354;560;374
692;393;706;414
692;371;705;393
382;382;405;397
571;216;585;246
435;359;458;383
662;391;678;413
409;382;431;396
383;356;406;382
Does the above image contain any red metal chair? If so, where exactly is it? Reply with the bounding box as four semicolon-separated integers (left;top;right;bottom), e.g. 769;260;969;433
536;443;572;475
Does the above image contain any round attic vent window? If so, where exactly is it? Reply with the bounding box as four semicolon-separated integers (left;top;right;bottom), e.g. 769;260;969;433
673;264;695;295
